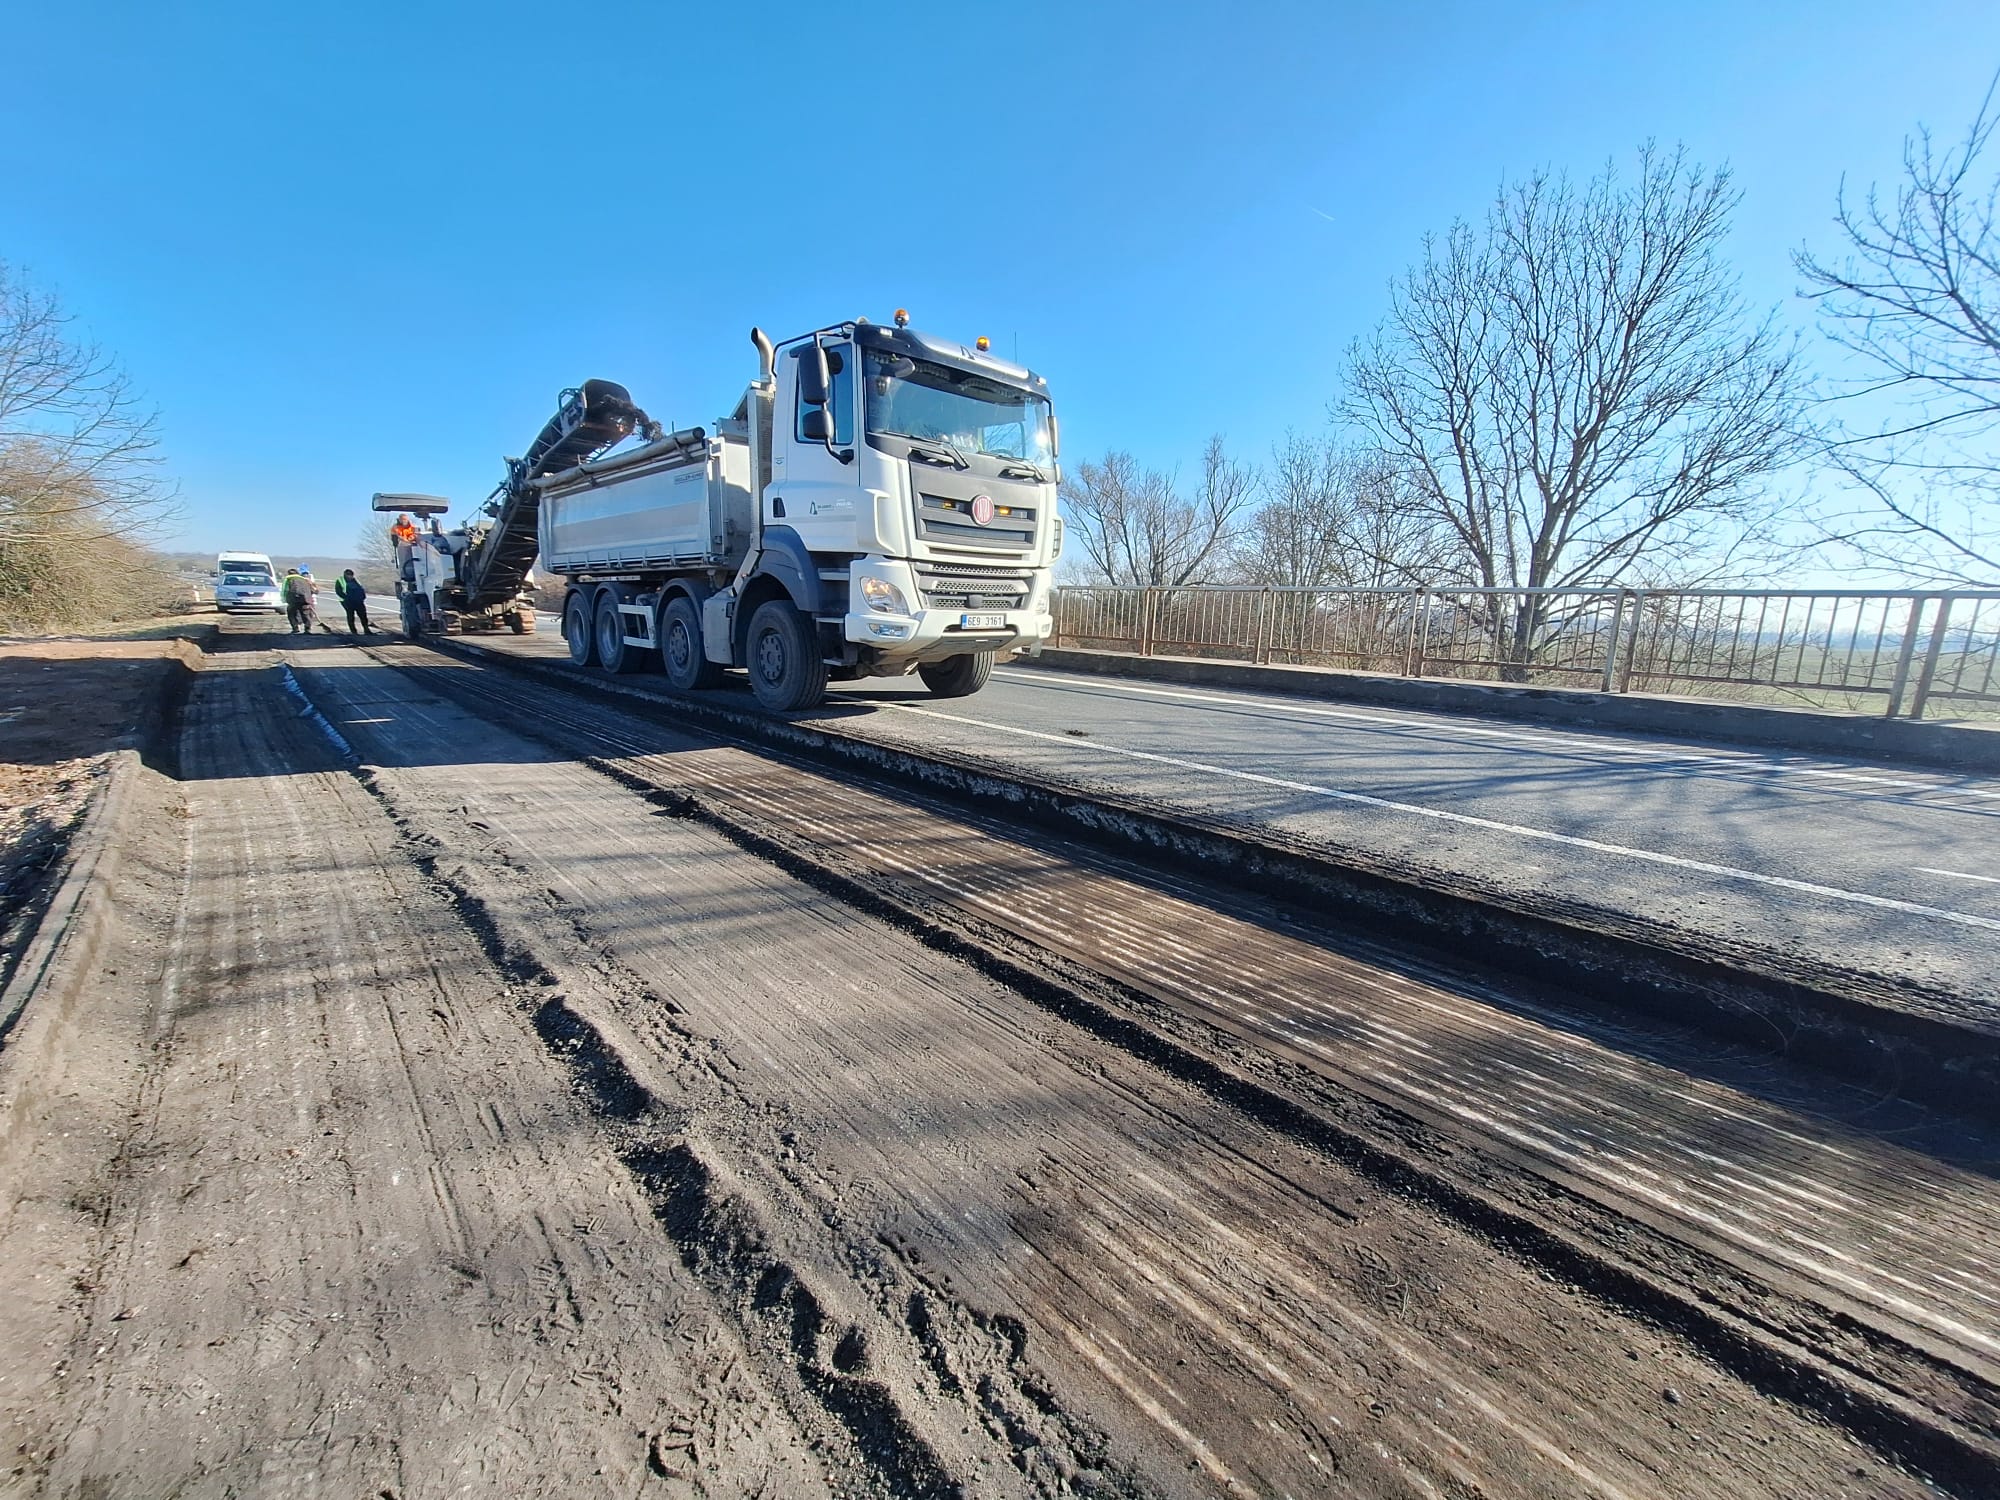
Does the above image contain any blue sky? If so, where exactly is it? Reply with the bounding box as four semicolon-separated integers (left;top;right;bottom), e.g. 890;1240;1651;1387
4;0;1997;556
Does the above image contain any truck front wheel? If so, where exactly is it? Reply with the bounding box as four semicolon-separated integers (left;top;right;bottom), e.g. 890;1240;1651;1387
746;600;828;712
917;650;995;699
661;596;723;691
563;595;593;665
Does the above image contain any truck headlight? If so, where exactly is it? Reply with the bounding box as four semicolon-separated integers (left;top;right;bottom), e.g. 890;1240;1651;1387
859;575;909;615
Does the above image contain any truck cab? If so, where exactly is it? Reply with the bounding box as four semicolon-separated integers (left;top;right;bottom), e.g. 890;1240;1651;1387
710;317;1061;705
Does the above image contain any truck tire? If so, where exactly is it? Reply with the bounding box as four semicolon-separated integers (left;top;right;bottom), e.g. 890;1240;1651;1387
563;595;593;665
593;594;646;674
746;599;827;712
507;609;531;635
661;596;722;691
917;650;995;698
402;593;432;641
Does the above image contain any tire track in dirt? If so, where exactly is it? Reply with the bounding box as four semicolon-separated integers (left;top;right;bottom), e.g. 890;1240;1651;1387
296;645;1955;1497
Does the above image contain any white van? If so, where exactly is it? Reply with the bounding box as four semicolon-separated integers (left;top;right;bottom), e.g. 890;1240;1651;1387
215;551;283;614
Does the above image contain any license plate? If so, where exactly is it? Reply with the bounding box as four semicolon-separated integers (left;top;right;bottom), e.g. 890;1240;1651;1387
960;612;1005;630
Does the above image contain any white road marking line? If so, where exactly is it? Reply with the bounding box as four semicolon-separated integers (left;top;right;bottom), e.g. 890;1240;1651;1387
1916;866;2000;886
886;701;2000;933
996;668;1994;799
1000;670;1900;780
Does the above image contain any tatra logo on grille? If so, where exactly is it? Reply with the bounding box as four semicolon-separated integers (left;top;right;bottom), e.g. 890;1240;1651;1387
969;494;995;526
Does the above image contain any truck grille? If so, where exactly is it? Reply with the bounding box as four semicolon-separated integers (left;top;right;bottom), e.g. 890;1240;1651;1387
916;493;1037;551
914;564;1037;612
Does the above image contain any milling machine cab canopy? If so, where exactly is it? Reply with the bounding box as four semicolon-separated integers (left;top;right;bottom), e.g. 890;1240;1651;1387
371;492;450;518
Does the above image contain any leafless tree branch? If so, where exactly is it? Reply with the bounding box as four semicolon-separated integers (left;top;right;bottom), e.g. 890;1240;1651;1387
1231;433;1451;587
0;262;183;627
1795;76;2000;585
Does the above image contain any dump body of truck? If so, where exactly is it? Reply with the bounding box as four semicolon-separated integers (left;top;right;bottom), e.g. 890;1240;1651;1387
538;427;751;576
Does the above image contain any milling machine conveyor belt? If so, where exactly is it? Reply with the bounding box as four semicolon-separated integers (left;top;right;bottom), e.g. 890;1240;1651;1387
457;378;659;610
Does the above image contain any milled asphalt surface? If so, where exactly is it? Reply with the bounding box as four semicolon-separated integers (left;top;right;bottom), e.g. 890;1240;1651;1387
91;620;1971;1496
463;621;2000;1005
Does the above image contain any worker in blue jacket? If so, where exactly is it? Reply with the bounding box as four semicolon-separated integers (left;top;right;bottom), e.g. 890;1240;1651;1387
334;569;372;635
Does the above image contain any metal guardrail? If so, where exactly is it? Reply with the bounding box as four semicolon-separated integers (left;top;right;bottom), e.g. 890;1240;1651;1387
1049;586;2000;720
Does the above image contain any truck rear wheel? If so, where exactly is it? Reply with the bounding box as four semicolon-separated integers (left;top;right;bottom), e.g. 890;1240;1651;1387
746;599;827;712
661;596;723;691
563;595;593;665
917;650;995;698
507;608;531;635
594;594;646;674
398;594;435;639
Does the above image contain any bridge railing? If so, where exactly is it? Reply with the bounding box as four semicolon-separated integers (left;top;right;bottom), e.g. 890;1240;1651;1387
1048;585;2000;720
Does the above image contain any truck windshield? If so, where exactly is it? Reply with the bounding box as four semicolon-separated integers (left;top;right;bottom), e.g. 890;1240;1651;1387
864;352;1053;466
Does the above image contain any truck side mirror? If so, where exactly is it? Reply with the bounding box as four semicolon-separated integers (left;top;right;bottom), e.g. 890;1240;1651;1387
798;341;830;407
802;409;833;442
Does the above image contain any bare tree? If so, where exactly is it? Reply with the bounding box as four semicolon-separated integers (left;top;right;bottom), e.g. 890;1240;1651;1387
355;519;399;571
0;442;185;629
1796;78;2000;584
1345;146;1808;671
1059;435;1257;586
1233;433;1449;588
0;264;180;629
0;262;173;545
1233;433;1347;589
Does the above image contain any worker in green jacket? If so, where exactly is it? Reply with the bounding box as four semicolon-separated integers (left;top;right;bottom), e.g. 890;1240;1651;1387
333;569;372;635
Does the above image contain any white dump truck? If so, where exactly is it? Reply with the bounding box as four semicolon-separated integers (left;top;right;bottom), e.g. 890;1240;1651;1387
380;316;1063;710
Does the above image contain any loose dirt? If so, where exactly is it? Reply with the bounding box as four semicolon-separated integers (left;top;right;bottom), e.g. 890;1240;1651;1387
0;636;200;1005
0;637;201;770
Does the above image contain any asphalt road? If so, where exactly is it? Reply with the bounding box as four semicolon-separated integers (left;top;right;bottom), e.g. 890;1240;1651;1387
460;619;2000;1003
860;663;2000;996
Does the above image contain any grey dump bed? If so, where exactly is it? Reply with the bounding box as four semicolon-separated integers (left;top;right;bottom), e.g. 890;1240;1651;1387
537;427;753;576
